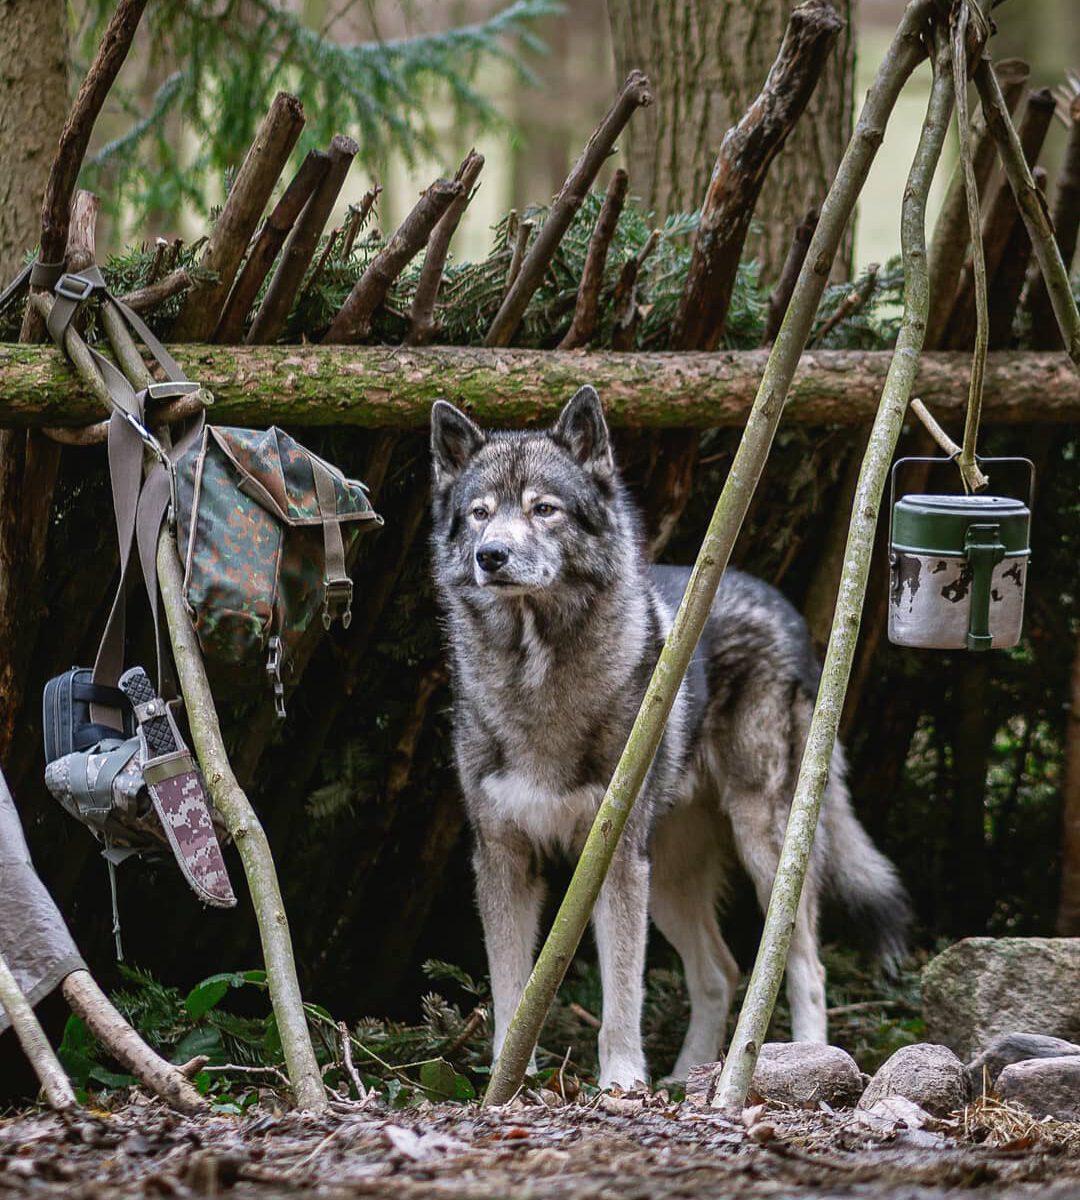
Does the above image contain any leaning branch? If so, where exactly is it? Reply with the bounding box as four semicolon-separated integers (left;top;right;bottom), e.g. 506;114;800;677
157;529;328;1114
975;55;1080;367
672;0;843;351
558;168;629;350
484;71;653;347
0;953;76;1110
713;18;954;1113
172;93;306;341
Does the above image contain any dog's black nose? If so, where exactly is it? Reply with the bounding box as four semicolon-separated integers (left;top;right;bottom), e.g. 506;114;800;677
476;542;510;573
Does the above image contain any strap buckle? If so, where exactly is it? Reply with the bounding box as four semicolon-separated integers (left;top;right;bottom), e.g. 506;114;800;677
266;635;286;719
54;272;98;303
322;576;353;630
142;380;201;404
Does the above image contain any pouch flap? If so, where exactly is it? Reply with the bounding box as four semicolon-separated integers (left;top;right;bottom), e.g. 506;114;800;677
207;426;379;528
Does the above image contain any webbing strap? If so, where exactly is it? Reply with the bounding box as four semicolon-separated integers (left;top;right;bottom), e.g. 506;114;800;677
311;458;353;629
37;264;207;703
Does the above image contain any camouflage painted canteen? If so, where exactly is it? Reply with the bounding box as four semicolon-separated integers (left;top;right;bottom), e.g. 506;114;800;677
888;457;1033;652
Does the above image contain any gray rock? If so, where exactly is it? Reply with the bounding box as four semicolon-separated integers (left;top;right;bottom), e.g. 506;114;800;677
966;1032;1080;1092
995;1056;1080;1122
684;1042;864;1109
858;1043;969;1116
922;938;1080;1059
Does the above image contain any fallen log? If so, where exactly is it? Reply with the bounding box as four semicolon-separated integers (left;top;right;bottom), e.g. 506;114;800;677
0;346;1075;429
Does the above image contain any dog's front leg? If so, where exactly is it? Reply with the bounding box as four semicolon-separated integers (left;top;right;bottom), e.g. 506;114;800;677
592;843;649;1089
472;826;545;1070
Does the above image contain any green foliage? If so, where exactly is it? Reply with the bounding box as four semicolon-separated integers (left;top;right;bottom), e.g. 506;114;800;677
77;0;557;226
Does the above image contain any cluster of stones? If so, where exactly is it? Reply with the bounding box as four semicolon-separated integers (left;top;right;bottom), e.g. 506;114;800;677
686;938;1080;1123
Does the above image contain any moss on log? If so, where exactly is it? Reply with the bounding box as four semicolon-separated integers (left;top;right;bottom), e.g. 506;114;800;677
0;344;1075;429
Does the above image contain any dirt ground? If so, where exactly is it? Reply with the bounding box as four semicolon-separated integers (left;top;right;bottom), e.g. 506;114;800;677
3;1088;1080;1200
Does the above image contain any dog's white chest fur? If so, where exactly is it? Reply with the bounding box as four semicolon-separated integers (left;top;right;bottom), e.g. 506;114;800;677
480;769;602;850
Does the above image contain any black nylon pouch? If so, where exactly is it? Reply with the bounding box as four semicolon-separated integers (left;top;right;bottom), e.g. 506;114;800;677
43;668;135;763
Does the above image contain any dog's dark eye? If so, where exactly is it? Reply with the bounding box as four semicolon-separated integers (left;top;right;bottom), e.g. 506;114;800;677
533;502;558;517
471;506;489;521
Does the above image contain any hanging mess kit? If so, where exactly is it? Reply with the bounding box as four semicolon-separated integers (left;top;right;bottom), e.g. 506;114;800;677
34;263;381;918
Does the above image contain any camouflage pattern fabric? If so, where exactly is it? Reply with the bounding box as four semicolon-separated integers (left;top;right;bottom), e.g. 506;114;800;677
120;667;236;909
147;763;236;908
173;425;379;693
44;740;165;849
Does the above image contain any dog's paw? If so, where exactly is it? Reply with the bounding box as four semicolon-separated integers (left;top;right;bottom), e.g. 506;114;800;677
598;1058;648;1092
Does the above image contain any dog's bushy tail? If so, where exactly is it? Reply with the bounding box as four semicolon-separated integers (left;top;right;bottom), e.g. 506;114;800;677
821;743;912;973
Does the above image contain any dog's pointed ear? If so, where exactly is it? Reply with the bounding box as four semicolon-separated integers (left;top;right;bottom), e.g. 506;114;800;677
553;385;613;476
431;400;485;487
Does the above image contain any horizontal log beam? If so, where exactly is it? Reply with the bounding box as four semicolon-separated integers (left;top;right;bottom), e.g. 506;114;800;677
0;344;1075;429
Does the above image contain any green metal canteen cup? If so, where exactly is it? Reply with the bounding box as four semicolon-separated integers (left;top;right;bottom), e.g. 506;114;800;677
888;457;1033;652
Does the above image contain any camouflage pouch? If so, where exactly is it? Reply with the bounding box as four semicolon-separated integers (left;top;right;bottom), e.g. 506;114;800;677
172;426;381;715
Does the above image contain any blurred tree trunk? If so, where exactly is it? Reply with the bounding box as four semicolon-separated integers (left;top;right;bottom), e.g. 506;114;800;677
0;0;68;281
606;0;856;281
1056;632;1080;935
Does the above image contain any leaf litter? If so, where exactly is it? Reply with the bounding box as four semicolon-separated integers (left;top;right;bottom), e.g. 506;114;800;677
2;1085;1079;1199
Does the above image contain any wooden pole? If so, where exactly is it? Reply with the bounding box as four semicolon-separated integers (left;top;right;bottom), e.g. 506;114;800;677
407;151;485;347
713;20;954;1114
481;0;935;1108
156;529;328;1113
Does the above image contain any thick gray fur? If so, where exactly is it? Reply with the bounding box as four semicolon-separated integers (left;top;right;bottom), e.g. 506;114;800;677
430;387;910;1089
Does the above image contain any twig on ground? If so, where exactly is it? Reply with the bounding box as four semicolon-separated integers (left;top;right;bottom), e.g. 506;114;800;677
337;1021;369;1102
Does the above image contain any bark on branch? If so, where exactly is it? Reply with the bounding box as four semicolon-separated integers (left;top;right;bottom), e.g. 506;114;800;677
172;93;306;342
0;953;76;1110
975;57;1080;367
324;177;461;344
672;0;843;351
558;169;628;350
484;71;653;347
1;345;1073;430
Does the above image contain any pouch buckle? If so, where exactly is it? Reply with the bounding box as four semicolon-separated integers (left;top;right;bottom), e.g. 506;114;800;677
322;577;353;631
266;635;286;719
54;272;97;303
142;380;202;404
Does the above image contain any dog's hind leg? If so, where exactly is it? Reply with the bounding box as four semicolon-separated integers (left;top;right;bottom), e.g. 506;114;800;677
472;827;545;1070
650;799;739;1081
728;795;828;1044
592;844;650;1089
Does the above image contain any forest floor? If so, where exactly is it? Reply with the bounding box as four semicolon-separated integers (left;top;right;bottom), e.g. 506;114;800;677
2;1087;1080;1199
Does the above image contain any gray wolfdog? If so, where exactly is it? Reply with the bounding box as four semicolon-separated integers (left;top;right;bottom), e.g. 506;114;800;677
430;386;909;1089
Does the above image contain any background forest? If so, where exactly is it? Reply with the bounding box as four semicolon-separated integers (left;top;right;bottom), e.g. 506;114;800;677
0;0;1077;1102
